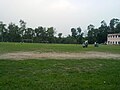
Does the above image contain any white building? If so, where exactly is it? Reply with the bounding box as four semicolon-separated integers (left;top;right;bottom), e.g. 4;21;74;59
107;33;120;45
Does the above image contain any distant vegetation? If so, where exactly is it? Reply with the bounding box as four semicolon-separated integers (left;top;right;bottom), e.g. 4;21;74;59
0;18;120;44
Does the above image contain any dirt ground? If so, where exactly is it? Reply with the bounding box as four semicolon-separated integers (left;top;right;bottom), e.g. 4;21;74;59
0;51;120;60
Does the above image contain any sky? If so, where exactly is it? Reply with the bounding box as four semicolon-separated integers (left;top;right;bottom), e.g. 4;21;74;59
0;0;120;36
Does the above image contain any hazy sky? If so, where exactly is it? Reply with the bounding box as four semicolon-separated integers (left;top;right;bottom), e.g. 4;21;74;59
0;0;120;36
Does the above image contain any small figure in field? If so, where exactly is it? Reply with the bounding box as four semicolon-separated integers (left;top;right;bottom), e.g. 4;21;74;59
94;42;99;47
82;41;88;48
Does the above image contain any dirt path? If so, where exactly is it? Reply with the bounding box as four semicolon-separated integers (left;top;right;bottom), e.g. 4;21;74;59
0;51;120;60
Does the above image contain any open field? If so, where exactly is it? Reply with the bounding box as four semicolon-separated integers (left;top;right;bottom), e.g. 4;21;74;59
0;42;120;90
0;42;120;54
0;42;120;60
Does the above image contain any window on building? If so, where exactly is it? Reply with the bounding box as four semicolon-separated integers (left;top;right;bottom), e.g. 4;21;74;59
118;42;120;45
113;42;114;44
116;41;118;44
118;35;120;37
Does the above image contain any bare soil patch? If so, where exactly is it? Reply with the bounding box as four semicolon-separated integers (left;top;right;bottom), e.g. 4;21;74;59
0;51;120;60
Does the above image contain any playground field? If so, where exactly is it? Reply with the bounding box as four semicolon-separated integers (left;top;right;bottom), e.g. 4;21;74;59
0;42;120;90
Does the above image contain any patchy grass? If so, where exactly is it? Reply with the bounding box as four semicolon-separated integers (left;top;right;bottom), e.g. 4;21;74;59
0;42;120;89
0;59;120;90
0;42;120;54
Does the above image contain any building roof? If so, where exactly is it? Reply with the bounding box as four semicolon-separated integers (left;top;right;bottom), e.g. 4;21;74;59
108;33;120;36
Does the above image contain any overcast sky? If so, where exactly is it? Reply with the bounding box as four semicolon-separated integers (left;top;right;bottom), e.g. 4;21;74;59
0;0;120;36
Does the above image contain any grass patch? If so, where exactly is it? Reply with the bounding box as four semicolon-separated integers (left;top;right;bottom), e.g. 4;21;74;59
0;59;120;90
0;42;120;54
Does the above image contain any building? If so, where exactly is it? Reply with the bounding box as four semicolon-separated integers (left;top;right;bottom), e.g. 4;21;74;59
107;33;120;45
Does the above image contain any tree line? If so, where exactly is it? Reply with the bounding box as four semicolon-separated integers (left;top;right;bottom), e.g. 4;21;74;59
87;18;120;44
0;18;120;44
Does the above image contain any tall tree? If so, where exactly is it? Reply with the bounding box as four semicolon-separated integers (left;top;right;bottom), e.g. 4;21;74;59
24;28;34;40
39;27;47;41
8;23;21;42
58;33;62;38
35;26;47;42
109;18;119;33
19;20;26;42
58;33;63;43
0;21;6;42
87;24;95;31
71;28;77;38
98;20;109;43
70;27;83;44
115;22;120;33
77;27;83;44
47;27;55;43
87;24;96;44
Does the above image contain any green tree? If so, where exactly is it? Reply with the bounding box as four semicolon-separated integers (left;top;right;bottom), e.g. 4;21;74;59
109;18;119;33
23;27;34;42
115;22;120;33
47;27;55;43
70;27;83;44
87;24;96;44
71;28;77;38
34;26;47;43
98;20;109;43
19;20;26;42
34;27;41;43
8;23;21;42
76;27;83;44
63;35;77;44
39;27;47;42
58;33;62;38
57;33;63;43
0;21;6;42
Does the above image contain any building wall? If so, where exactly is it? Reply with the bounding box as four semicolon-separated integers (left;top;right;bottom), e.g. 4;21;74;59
107;34;120;45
